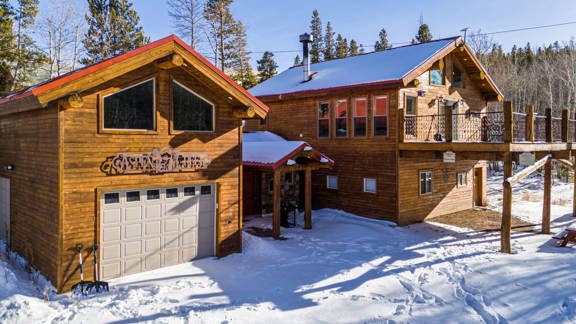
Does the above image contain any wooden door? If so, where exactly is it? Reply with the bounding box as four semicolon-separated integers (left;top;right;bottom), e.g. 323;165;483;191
243;169;262;217
0;177;9;244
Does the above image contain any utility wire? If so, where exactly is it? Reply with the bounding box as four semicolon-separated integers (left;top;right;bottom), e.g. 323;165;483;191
235;20;576;55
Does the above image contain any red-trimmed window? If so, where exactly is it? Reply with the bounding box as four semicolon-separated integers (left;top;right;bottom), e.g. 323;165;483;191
318;101;330;138
373;96;388;136
353;98;367;137
335;99;348;137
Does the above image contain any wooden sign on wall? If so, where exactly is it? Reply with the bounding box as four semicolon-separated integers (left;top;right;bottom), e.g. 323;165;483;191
105;149;210;175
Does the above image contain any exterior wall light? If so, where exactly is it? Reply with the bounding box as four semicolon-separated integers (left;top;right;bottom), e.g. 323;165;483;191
417;90;426;97
3;164;14;171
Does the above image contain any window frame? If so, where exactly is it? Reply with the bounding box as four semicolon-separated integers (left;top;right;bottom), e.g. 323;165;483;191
334;99;349;138
326;175;338;190
317;100;331;139
429;68;445;86
372;95;389;137
99;77;157;134
452;65;464;88
457;172;467;187
353;97;368;137
419;170;433;196
170;79;216;133
363;178;377;193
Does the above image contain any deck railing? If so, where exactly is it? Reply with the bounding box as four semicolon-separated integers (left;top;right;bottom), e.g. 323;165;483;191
401;102;574;145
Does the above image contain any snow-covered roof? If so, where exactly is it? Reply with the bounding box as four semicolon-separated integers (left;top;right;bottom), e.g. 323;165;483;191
249;37;458;97
243;131;333;169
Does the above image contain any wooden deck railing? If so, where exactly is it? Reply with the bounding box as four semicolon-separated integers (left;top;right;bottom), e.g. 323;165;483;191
401;101;574;145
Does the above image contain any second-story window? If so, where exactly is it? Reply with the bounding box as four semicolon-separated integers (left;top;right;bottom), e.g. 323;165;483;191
335;99;348;137
452;65;464;88
353;98;367;137
430;68;444;85
373;96;388;136
102;79;155;130
318;101;330;138
173;81;214;132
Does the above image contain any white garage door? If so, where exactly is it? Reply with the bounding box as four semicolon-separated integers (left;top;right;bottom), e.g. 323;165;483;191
0;177;9;243
100;184;216;280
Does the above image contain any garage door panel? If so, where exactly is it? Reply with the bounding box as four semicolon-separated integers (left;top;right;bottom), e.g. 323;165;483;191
164;218;179;233
124;241;142;258
145;204;162;219
103;226;121;242
101;184;215;280
144;221;161;236
103;209;121;225
125;206;142;222
124;223;142;239
102;244;121;260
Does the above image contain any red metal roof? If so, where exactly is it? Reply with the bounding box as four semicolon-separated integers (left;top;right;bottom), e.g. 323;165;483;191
0;35;269;113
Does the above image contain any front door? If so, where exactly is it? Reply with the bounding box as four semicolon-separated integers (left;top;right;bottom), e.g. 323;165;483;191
243;169;262;217
0;177;9;244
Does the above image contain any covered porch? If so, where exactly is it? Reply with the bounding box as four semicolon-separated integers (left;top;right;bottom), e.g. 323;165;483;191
242;131;334;239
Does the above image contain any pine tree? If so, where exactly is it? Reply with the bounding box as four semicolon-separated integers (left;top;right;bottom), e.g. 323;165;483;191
256;51;278;82
323;21;335;61
374;28;390;51
359;44;365;54
336;34;347;58
293;54;301;66
348;39;359;56
414;23;432;43
204;0;242;72
309;9;322;63
228;20;254;87
2;0;45;91
82;0;148;65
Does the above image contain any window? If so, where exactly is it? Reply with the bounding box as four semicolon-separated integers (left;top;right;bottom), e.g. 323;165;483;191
452;65;463;88
405;96;417;116
457;172;467;187
166;188;178;198
104;193;119;204
260;116;268;125
430;69;444;85
353;98;367;137
318;101;330;138
364;178;376;193
147;189;160;200
172;81;214;131
126;191;140;202
102;79;155;130
284;172;293;184
373;96;388;136
184;186;196;196
335;99;348;137
201;185;212;195
420;171;433;195
327;175;338;189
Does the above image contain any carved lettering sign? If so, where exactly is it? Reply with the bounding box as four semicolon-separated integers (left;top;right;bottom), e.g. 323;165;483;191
104;149;210;175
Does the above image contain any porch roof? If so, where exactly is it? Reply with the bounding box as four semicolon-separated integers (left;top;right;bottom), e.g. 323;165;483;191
243;131;334;170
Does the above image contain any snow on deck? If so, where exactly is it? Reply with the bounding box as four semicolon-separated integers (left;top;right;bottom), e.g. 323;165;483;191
1;174;576;323
249;38;457;97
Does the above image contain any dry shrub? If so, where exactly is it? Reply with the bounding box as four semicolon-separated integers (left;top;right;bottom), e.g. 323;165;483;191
522;193;541;202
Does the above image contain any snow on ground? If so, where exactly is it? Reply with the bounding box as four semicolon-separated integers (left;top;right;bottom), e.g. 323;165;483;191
1;174;576;323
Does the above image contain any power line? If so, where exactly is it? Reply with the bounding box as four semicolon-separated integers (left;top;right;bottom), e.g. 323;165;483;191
237;20;576;56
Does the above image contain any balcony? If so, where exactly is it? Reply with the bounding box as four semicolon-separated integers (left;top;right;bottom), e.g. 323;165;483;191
400;102;576;152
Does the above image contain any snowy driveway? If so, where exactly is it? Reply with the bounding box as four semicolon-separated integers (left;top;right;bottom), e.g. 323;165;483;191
1;176;576;323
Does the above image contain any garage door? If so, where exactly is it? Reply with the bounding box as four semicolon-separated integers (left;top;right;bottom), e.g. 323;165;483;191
100;184;216;280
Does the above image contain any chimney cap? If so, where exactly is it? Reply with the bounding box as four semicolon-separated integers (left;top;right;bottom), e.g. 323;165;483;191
299;33;314;43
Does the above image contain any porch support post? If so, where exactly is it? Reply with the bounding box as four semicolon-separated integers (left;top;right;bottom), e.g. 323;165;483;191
546;108;553;143
445;108;453;143
503;101;513;143
304;167;312;230
562;109;569;143
542;159;552;234
272;170;281;239
526;105;534;143
501;152;513;253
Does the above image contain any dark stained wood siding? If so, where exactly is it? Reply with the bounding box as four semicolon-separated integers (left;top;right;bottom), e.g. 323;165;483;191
0;107;60;284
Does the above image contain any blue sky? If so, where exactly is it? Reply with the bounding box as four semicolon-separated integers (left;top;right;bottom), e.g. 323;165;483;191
45;0;576;71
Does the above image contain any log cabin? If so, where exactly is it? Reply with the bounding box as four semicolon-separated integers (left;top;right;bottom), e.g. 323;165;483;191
246;36;501;225
0;35;268;292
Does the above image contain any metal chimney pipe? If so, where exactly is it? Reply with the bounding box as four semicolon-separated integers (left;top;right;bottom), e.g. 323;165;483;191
299;33;314;82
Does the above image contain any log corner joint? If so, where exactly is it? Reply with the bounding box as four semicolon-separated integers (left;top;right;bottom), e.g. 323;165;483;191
58;93;84;110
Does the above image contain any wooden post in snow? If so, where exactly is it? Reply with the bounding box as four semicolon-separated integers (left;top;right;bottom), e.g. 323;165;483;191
304;167;312;229
501;152;513;253
273;170;281;239
542;159;552;234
